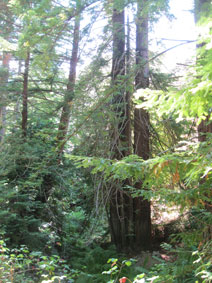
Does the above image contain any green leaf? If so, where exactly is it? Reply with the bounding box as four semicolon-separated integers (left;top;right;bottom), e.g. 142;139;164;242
124;260;132;267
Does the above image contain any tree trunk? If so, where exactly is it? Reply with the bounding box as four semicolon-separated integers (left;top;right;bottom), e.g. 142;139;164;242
57;14;80;156
125;15;132;155
198;116;212;142
133;0;151;250
35;10;80;210
0;52;11;143
0;106;6;143
110;1;126;158
109;0;130;252
196;0;212;173
195;0;212;240
22;51;30;139
13;60;22;127
109;0;152;253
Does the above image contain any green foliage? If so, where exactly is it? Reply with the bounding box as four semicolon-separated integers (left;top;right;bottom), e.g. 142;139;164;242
102;258;137;283
136;241;212;283
142;0;172;23
135;10;212;124
0;237;79;282
68;138;212;209
0;123;96;252
99;238;212;283
0;1;212;283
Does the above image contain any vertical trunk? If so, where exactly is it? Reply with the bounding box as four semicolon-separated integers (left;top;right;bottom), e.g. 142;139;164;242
133;0;151;250
109;0;152;253
198;116;212;142
0;106;6;143
57;15;80;155
196;0;212;143
0;52;11;143
125;15;134;249
196;0;212;170
37;10;80;210
13;60;22;126
22;51;30;138
109;0;129;252
125;15;132;155
195;0;212;241
110;2;126;158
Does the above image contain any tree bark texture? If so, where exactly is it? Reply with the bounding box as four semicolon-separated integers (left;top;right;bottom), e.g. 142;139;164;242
133;0;151;250
110;3;127;158
109;1;131;252
57;15;80;155
109;0;151;253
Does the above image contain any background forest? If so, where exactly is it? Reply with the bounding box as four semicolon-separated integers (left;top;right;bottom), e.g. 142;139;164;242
0;0;211;282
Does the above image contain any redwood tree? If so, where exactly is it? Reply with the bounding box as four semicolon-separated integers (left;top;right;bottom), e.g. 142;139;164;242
133;0;151;250
109;0;128;252
109;0;152;252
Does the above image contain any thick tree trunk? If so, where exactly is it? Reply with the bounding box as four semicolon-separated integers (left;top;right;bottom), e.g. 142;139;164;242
22;51;30;138
109;0;152;253
133;0;152;250
57;15;80;156
110;3;126;158
109;1;130;252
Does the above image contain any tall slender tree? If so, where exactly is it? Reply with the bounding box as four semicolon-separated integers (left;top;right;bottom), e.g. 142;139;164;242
0;52;11;143
57;6;80;156
22;50;30;139
0;1;13;142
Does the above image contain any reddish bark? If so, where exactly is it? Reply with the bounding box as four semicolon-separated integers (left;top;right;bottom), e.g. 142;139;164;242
133;0;152;250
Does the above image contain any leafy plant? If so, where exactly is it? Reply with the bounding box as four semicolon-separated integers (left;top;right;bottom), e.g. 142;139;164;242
102;258;137;283
0;236;80;282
